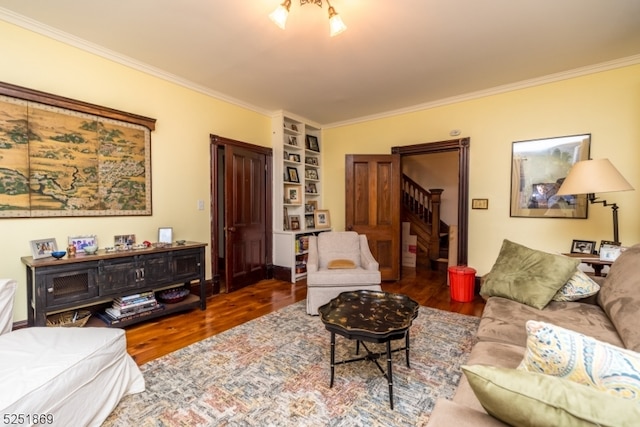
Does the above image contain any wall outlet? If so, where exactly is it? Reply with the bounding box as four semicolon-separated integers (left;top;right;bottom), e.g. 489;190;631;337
197;199;205;210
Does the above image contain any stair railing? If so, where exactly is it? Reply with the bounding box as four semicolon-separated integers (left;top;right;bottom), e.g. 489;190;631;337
402;174;445;262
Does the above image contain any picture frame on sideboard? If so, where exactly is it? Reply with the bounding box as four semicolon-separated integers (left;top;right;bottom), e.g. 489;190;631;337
30;238;58;259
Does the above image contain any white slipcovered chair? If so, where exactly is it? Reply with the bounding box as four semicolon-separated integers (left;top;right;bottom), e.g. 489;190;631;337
0;279;145;426
306;231;382;315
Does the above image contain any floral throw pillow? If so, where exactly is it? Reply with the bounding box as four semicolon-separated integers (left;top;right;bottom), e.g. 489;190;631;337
552;269;600;301
518;320;640;400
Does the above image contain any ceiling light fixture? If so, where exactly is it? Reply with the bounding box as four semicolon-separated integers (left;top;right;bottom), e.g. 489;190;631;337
269;0;347;37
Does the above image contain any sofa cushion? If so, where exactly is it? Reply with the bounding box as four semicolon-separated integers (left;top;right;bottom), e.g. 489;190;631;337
480;240;579;309
453;341;525;412
518;320;640;400
428;399;509;427
597;243;640;352
462;365;640;427
552;269;600;302
477;296;623;348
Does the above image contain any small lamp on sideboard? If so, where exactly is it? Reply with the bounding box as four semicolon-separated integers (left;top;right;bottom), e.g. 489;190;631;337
556;158;634;243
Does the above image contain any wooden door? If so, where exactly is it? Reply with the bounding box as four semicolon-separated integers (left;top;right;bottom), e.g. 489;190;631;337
224;144;268;291
345;154;401;281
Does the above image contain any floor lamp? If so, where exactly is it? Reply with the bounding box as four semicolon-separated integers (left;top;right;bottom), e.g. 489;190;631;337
556;159;634;243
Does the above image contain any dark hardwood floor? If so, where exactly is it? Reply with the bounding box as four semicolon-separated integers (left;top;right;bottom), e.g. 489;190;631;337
124;267;485;365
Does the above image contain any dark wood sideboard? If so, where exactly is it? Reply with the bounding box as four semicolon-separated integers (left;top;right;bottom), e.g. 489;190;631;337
21;241;207;327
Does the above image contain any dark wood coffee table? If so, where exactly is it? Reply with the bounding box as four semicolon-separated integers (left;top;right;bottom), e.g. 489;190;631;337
318;290;419;410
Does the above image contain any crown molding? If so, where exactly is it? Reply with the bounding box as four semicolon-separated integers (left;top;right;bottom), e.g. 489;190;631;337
3;7;639;129
323;54;640;129
0;8;273;118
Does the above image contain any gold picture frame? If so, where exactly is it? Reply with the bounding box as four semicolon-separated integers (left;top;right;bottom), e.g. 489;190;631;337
510;134;590;218
314;209;331;228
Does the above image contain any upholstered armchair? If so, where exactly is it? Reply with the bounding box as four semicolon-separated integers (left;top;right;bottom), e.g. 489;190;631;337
306;231;382;315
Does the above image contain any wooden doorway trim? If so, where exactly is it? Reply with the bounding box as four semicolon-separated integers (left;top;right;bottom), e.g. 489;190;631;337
392;137;470;265
210;135;273;293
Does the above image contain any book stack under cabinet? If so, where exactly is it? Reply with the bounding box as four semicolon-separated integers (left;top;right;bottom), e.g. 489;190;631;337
97;291;164;325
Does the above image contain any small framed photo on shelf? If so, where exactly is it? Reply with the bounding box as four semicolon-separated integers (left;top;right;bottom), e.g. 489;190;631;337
306;183;317;194
570;239;596;254
305;169;318;180
306;216;315;228
305;135;319;152
289;215;301;230
286;166;300;183
68;235;97;253
288;153;300;163
305;157;318;166
290;124;298;132
305;201;317;213
288;135;298;146
30;238;58;259
283;207;290;230
285;185;302;204
314;210;331;229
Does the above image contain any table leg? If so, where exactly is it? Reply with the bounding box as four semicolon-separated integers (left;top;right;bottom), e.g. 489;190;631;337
386;340;394;410
330;332;336;388
405;330;411;368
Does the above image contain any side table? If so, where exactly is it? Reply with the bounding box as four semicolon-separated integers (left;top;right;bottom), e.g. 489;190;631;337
563;253;613;277
318;290;419;410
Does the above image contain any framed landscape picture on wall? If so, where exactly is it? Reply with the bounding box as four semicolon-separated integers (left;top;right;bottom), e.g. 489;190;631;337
0;82;155;218
510;134;590;219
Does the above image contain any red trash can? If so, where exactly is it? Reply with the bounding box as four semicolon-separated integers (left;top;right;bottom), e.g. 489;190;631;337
448;266;476;302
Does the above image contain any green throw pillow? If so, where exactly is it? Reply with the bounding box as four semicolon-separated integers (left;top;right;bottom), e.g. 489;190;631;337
480;239;580;309
462;365;640;427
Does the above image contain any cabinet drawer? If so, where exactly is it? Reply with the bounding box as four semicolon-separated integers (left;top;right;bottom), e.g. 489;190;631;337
97;259;138;295
144;253;172;285
173;249;203;281
44;269;98;306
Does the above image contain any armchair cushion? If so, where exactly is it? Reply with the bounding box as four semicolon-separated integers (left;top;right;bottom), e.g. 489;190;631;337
306;232;382;315
317;231;362;268
327;259;357;269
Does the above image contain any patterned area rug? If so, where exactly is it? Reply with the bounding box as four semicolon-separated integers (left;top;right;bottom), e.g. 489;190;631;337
104;301;479;427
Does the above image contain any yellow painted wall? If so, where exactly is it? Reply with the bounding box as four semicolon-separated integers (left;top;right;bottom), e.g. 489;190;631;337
0;21;271;322
2;19;639;322
322;65;640;275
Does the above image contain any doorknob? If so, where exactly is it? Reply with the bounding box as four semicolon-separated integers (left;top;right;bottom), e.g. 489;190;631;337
227;226;236;232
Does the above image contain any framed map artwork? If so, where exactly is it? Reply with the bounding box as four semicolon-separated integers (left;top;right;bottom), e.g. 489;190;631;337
0;82;156;217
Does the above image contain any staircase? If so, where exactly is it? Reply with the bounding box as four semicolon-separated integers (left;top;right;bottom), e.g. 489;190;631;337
401;174;449;271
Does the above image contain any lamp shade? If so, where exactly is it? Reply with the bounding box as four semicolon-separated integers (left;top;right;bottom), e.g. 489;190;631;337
556;159;634;196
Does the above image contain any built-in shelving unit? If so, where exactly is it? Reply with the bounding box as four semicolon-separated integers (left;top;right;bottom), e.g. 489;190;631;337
272;112;328;282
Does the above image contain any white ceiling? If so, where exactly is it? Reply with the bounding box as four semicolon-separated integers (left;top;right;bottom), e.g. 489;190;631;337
1;0;640;126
